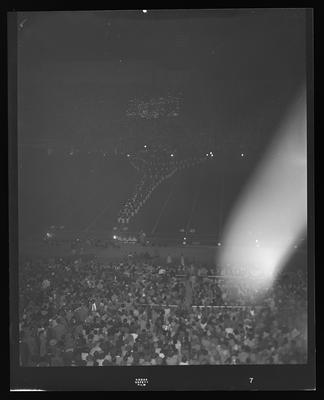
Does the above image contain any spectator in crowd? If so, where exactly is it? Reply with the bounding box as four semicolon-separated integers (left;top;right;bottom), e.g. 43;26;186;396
19;254;307;366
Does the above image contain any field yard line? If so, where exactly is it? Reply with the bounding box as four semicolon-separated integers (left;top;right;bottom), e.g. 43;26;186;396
185;189;200;232
82;200;112;232
218;175;225;238
151;189;174;235
185;167;203;232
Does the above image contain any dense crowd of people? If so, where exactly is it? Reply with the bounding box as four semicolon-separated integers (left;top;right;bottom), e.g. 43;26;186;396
126;95;181;119
19;253;307;367
117;146;207;226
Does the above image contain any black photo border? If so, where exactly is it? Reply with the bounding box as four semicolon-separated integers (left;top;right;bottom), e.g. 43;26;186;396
7;7;316;391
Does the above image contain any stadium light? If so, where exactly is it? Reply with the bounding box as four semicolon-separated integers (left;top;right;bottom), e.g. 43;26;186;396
113;235;117;240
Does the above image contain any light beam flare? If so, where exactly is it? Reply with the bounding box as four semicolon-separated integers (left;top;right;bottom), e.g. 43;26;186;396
219;87;307;299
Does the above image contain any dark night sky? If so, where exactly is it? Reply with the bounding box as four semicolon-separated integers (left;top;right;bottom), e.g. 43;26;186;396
17;9;307;237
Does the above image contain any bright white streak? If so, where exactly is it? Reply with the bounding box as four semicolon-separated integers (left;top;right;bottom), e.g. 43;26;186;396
219;88;307;296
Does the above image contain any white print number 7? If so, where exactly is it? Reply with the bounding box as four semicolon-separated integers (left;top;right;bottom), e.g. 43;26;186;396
249;377;254;383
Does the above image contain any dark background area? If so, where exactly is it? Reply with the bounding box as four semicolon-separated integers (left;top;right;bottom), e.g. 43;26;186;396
17;9;306;239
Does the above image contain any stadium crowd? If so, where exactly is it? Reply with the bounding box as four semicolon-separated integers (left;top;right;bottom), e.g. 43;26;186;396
117;146;206;225
18;253;307;367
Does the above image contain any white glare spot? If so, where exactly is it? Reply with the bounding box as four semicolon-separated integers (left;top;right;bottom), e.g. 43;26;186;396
219;88;307;296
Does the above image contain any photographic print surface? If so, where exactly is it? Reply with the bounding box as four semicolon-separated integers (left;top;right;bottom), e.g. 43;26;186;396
17;9;308;368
